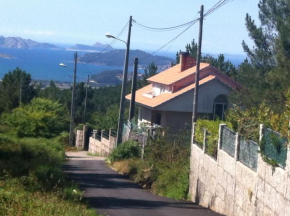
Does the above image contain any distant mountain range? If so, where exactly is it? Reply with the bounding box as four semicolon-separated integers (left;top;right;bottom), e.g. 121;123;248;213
0;36;58;49
68;42;114;52
80;49;173;67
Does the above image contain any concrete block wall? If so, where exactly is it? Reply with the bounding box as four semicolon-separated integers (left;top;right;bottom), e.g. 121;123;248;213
75;129;84;149
189;127;290;216
88;129;117;156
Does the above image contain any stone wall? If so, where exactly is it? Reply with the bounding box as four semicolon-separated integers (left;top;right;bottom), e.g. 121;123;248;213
189;125;290;216
88;129;117;156
75;129;84;149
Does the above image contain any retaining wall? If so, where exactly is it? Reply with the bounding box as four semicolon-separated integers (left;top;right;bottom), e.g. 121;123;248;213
189;125;290;216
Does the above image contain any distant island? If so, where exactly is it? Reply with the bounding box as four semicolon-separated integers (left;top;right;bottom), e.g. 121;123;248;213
68;42;114;52
80;49;173;67
0;36;59;49
0;53;15;59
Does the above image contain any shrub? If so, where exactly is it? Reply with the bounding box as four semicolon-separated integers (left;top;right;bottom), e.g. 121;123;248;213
153;163;189;200
195;119;231;157
2;98;69;138
109;140;141;163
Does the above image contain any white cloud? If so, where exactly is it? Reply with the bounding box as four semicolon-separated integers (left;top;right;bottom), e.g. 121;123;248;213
23;30;55;36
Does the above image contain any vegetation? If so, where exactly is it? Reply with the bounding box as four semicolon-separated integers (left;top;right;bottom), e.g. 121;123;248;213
195;119;232;158
110;130;191;200
0;68;35;113
108;140;141;163
2;98;68;138
0;125;97;215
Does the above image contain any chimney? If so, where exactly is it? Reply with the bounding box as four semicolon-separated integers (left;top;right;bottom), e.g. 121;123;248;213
180;52;196;72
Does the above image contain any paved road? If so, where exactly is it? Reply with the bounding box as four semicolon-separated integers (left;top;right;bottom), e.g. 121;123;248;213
64;151;222;216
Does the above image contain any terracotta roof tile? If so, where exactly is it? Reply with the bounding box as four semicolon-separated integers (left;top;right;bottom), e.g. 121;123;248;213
126;75;216;108
147;63;210;85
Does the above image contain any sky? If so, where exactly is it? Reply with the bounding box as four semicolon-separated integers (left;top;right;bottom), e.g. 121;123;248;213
0;0;260;55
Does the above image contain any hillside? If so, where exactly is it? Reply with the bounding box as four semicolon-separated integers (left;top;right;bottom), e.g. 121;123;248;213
0;36;58;49
80;49;173;67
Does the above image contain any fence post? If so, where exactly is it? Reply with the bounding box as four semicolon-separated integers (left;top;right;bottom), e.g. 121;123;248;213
93;130;98;139
191;122;197;144
109;128;112;142
218;124;227;150
259;124;264;151
141;132;147;160
203;128;207;153
234;132;240;161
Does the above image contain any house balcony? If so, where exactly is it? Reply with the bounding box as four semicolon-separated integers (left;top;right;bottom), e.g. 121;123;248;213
143;90;156;98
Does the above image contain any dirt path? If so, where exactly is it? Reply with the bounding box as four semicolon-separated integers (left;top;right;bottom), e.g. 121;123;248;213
64;151;222;216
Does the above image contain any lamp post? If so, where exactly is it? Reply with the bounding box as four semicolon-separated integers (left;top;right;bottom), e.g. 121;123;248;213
59;52;77;147
106;16;132;145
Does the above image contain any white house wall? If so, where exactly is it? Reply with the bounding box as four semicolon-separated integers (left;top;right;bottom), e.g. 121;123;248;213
158;79;231;113
140;107;151;123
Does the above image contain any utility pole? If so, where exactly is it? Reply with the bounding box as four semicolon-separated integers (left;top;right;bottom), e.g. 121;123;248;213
69;52;77;147
83;74;89;125
129;58;138;121
116;15;132;145
191;5;204;142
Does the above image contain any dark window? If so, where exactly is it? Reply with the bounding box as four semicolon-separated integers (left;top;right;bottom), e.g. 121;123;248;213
156;113;161;125
213;95;228;120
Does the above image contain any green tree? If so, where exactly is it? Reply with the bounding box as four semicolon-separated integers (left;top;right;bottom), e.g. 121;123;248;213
2;98;68;138
203;54;237;77
233;0;290;111
140;62;158;87
0;68;35;113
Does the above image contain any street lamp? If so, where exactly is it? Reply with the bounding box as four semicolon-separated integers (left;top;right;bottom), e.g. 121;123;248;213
106;16;132;145
59;52;78;147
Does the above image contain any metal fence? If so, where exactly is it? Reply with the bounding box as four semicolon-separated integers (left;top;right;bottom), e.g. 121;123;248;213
239;138;258;171
263;128;287;168
102;131;109;140
221;127;236;157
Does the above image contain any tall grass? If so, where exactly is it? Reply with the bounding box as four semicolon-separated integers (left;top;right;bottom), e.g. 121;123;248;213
0;126;98;216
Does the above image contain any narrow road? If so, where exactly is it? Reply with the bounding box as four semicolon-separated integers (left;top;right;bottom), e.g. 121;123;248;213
64;151;222;216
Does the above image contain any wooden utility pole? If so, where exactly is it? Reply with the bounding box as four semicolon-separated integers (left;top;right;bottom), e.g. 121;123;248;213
83;74;89;125
69;52;77;147
129;58;138;121
191;5;204;143
116;16;132;145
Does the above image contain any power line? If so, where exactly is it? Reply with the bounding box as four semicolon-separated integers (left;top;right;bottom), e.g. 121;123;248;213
133;19;197;32
139;0;234;63
78;21;129;75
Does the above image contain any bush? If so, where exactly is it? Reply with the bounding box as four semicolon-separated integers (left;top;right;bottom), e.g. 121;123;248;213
109;140;141;163
195;119;231;157
153;163;189;200
2;98;69;138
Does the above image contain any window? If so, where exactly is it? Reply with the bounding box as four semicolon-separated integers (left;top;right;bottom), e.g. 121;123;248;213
213;95;228;120
155;113;161;125
138;108;143;121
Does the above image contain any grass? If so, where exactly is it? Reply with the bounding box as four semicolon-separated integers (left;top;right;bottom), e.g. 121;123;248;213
0;176;97;216
110;132;191;200
87;152;101;157
0;125;100;216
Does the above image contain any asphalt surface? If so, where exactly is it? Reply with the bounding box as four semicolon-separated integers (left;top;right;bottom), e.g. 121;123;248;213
63;151;222;216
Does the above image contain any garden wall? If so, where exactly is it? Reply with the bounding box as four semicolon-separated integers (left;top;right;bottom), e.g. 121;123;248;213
88;129;116;156
189;124;290;216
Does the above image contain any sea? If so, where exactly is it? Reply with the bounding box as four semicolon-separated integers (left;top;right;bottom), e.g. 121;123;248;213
0;47;123;82
0;47;246;83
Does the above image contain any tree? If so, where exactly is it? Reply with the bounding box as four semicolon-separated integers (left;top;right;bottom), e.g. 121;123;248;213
203;54;237;77
234;0;290;111
140;62;158;87
0;68;35;113
2;98;68;138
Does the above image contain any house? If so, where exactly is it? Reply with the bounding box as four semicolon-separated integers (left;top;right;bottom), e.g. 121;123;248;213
125;52;242;132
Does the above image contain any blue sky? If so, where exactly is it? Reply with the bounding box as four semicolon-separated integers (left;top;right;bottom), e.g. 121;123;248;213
0;0;260;55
